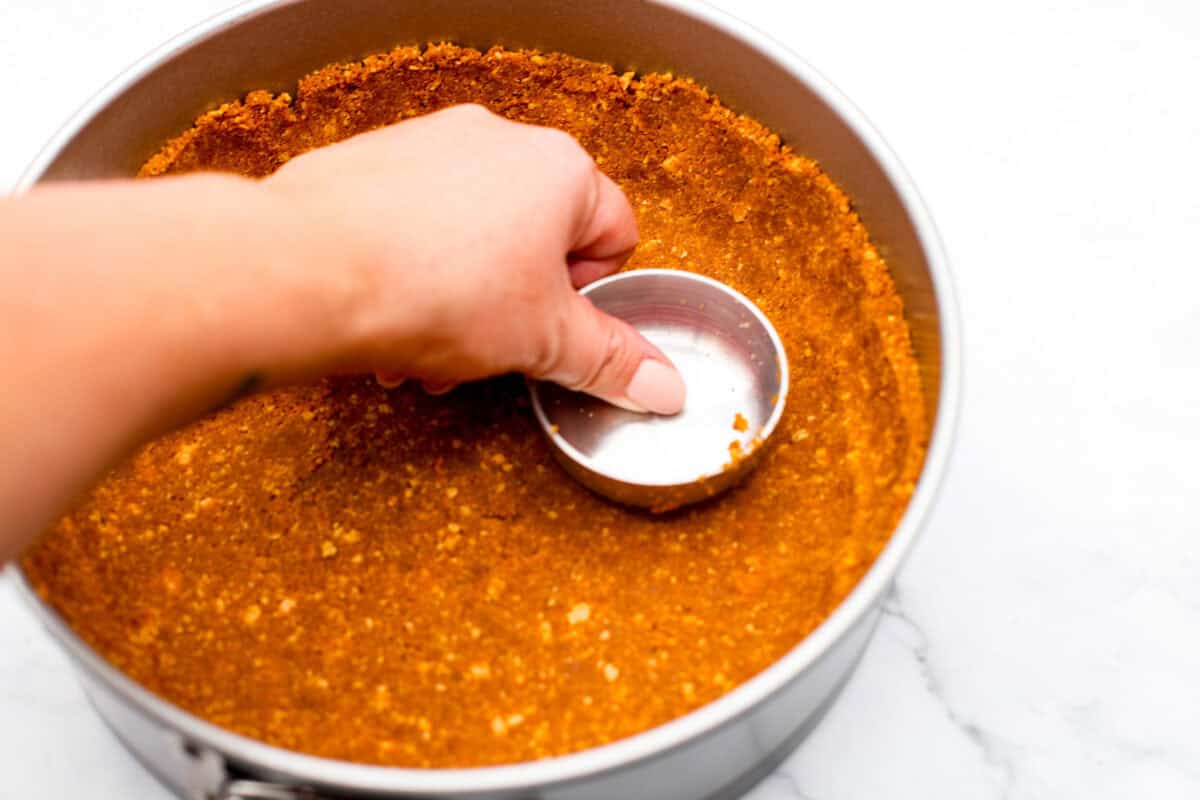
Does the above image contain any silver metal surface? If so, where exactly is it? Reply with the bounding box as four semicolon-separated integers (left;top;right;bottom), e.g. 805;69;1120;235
14;1;962;798
531;270;788;510
221;780;319;800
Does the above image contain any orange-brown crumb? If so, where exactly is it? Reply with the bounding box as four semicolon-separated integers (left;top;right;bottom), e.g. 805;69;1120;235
24;43;926;769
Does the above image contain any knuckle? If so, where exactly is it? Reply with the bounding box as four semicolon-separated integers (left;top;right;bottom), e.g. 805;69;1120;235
438;103;495;127
539;125;577;148
541;127;589;165
451;102;491;118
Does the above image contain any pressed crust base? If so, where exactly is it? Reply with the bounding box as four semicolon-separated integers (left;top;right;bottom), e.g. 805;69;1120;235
25;44;927;768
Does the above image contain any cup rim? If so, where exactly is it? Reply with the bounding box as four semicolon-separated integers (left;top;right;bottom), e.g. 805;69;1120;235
530;268;791;493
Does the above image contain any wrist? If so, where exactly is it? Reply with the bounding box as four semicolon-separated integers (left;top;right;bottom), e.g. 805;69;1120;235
223;176;377;383
257;176;392;379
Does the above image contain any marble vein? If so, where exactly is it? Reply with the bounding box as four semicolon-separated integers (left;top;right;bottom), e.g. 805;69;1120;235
750;772;817;800
882;589;1016;800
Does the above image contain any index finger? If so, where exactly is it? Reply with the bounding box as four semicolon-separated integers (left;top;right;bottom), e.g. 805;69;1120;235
567;169;639;289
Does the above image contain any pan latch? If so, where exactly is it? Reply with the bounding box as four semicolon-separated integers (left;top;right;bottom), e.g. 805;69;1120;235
220;779;321;800
178;737;319;800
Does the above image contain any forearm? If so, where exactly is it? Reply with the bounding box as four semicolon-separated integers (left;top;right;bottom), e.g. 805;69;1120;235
0;174;360;557
0;106;671;560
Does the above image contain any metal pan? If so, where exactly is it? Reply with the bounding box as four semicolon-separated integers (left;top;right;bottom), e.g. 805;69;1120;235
14;1;961;797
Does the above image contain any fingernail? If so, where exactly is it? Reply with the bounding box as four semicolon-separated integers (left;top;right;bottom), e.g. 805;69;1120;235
422;379;457;396
625;359;686;415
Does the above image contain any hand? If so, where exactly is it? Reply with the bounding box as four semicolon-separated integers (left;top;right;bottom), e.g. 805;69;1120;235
265;104;685;414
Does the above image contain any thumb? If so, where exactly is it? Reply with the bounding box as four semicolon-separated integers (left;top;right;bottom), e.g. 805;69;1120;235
538;292;686;415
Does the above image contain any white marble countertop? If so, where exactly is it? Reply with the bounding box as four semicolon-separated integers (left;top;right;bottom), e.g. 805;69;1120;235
3;1;1199;797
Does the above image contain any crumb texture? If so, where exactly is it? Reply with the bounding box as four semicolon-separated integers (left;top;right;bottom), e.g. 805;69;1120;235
25;44;927;767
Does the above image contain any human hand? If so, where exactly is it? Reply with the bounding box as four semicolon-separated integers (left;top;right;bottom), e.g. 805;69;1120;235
266;104;685;414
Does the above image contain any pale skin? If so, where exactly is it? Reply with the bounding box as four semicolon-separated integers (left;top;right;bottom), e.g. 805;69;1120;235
0;104;685;562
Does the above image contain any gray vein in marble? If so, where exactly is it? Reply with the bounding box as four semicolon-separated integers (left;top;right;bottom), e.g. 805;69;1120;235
1061;700;1200;787
748;771;818;800
883;588;1016;799
770;769;818;800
